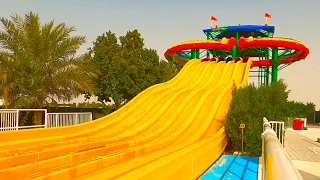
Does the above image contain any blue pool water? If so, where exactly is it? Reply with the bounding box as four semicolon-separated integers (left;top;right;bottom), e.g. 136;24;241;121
199;155;259;180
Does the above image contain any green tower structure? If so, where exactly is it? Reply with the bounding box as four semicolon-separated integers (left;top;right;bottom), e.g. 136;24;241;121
164;16;309;88
202;25;297;86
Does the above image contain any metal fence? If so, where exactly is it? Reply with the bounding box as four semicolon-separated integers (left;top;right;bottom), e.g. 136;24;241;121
0;110;18;131
261;117;303;180
0;109;47;131
269;121;285;146
0;109;92;131
47;112;92;128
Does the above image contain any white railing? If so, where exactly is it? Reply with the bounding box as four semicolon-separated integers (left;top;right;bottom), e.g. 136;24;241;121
261;117;303;180
0;110;18;131
0;109;92;131
47;112;92;128
269;121;285;146
0;109;47;131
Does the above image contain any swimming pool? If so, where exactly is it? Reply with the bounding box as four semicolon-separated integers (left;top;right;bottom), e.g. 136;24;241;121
199;155;259;180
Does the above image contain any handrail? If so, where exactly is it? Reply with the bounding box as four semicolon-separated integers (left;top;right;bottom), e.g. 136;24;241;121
0;110;92;130
261;117;303;180
0;109;47;130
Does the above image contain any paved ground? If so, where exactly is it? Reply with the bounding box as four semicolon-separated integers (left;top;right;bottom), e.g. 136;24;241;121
284;128;320;180
294;127;320;143
285;129;320;161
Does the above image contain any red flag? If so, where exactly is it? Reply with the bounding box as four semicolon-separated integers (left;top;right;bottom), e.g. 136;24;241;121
211;16;218;21
265;12;271;18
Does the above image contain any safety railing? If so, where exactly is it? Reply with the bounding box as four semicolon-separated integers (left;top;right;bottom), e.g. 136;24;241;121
46;112;92;128
268;121;284;146
0;109;47;131
0;109;92;131
0;109;18;131
261;117;303;180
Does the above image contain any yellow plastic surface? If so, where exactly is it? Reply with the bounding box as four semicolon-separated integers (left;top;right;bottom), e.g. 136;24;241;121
0;59;252;180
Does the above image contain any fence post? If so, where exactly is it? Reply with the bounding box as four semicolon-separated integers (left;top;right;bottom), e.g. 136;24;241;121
90;113;93;121
15;110;19;130
281;122;284;146
75;113;79;124
3;112;6;130
44;109;48;128
55;114;58;127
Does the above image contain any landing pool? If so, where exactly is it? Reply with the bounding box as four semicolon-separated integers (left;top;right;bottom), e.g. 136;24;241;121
199;155;259;180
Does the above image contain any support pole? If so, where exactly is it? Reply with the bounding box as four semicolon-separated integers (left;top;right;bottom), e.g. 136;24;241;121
258;56;260;87
236;31;240;45
195;49;200;59
272;47;279;82
206;33;210;58
241;128;244;152
232;31;240;59
231;46;237;59
265;67;269;85
191;49;196;59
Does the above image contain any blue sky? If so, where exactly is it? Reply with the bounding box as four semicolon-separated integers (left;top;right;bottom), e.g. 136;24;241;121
1;0;320;109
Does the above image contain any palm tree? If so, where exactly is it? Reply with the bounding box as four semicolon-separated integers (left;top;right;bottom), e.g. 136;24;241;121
0;12;96;124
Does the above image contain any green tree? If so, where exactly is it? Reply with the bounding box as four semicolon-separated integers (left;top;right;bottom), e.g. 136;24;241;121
0;12;95;124
225;80;293;156
164;53;188;78
158;60;176;82
89;29;173;108
287;101;315;118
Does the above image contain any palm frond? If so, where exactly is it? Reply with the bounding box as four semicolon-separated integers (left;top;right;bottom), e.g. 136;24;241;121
0;12;95;108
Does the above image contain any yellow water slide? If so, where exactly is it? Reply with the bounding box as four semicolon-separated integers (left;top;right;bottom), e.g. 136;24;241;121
0;58;251;180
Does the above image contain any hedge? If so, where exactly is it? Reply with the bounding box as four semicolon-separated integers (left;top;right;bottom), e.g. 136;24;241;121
224;80;314;156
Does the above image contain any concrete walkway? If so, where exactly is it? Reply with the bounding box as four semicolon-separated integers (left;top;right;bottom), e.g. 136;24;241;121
284;128;320;180
293;127;320;143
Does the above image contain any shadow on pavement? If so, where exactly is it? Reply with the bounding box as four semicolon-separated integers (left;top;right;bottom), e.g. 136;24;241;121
299;170;320;180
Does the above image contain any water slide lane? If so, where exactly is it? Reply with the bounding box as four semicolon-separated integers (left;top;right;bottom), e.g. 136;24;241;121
0;60;200;149
5;61;226;179
110;60;251;180
23;61;218;179
0;60;214;178
33;60;251;180
0;59;200;144
0;61;205;172
0;59;251;180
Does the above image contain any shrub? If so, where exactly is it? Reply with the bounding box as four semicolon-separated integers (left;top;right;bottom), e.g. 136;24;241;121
225;80;291;156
